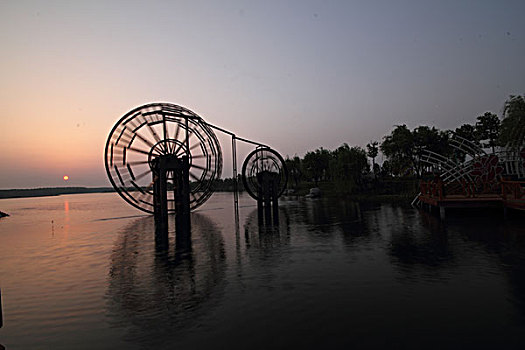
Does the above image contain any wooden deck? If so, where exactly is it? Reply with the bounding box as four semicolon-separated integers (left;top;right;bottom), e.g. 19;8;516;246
418;179;525;218
419;194;503;208
501;180;525;211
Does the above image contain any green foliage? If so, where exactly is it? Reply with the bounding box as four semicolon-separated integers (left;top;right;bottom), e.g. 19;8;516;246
455;123;478;143
499;95;525;149
330;144;369;194
287;144;369;194
380;125;449;177
285;155;303;189
366;141;379;162
475;112;500;152
281;95;521;198
366;141;380;178
303;147;331;186
380;125;414;176
452;123;479;162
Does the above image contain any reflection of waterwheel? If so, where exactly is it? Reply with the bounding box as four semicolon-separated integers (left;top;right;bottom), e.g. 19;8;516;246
105;103;222;213
242;147;288;200
106;214;226;347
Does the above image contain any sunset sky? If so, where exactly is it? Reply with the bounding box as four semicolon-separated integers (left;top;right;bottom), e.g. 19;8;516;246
1;0;524;188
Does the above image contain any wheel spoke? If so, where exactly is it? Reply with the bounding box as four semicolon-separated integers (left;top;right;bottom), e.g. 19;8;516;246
191;163;207;171
128;146;151;156
126;160;149;166
134;131;155;149
189;171;201;182
163;114;169;147
106;103;221;213
134;168;153;182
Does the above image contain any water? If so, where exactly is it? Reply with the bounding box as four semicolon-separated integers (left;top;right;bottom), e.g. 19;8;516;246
1;192;525;349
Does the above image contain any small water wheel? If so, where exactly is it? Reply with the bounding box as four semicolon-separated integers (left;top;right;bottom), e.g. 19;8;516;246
242;147;288;200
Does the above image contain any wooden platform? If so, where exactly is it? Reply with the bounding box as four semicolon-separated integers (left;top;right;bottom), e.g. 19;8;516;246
418;179;525;219
501;180;525;211
419;194;503;208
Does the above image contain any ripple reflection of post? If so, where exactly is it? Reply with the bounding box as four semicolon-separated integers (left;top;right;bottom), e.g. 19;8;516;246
105;213;226;348
244;207;290;251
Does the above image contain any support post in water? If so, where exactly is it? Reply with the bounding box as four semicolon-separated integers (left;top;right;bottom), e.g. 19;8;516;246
232;135;239;227
0;288;3;328
257;171;280;225
152;155;191;242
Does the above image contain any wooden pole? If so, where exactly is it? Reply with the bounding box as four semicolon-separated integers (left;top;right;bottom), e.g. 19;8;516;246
0;288;3;328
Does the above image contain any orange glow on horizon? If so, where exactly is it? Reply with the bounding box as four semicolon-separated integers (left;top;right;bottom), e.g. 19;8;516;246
63;175;69;181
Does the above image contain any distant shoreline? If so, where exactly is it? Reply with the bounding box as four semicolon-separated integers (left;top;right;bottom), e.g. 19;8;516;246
0;187;115;199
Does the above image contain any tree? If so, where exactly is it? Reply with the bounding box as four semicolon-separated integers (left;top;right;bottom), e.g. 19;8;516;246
499;95;525;149
455;123;478;144
453;123;479;163
475;112;500;153
381;124;450;177
380;125;414;176
303;147;331;186
330;144;369;193
412;126;450;176
366;141;379;177
285;155;303;189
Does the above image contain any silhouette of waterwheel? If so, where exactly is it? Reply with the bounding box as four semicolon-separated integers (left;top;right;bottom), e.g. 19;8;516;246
242;147;288;200
105;103;222;213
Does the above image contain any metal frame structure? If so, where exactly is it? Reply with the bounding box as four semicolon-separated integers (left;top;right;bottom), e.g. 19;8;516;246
413;133;525;207
105;102;287;229
241;147;288;225
412;134;486;206
105;103;222;213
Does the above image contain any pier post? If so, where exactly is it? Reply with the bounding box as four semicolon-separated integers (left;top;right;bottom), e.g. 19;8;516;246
439;207;446;220
256;171;279;225
153;155;192;244
0;288;3;328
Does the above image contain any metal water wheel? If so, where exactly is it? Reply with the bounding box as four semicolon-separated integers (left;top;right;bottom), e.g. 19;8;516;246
241;147;288;200
105;103;222;213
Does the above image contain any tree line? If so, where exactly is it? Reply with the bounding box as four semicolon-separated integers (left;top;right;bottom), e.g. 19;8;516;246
285;94;525;196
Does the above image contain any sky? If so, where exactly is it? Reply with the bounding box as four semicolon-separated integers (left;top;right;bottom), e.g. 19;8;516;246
1;0;524;188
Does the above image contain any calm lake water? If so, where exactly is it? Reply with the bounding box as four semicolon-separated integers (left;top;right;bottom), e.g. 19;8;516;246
1;192;525;349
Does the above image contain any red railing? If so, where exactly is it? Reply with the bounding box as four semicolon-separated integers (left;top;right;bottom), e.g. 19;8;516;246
420;177;503;200
501;180;525;201
420;178;444;200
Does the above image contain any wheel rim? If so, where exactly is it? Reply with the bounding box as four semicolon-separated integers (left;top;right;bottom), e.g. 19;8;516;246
105;103;222;213
242;147;288;200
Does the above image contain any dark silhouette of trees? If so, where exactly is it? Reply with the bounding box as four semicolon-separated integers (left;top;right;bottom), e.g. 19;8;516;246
285;156;303;189
303;148;331;186
381;125;450;178
366;141;379;177
500;95;525;149
453;123;479;162
475;112;500;153
285;144;369;194
330;144;369;193
380;125;414;176
455;123;478;144
279;95;522;197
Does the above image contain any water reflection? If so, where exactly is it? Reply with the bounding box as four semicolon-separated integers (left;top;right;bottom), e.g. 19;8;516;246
446;217;525;323
388;208;454;268
298;198;367;247
106;214;226;348
244;207;290;251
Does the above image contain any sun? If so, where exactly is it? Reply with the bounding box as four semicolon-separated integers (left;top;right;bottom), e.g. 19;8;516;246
63;175;69;181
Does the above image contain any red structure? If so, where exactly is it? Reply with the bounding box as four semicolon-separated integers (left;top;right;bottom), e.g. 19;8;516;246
419;177;525;219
